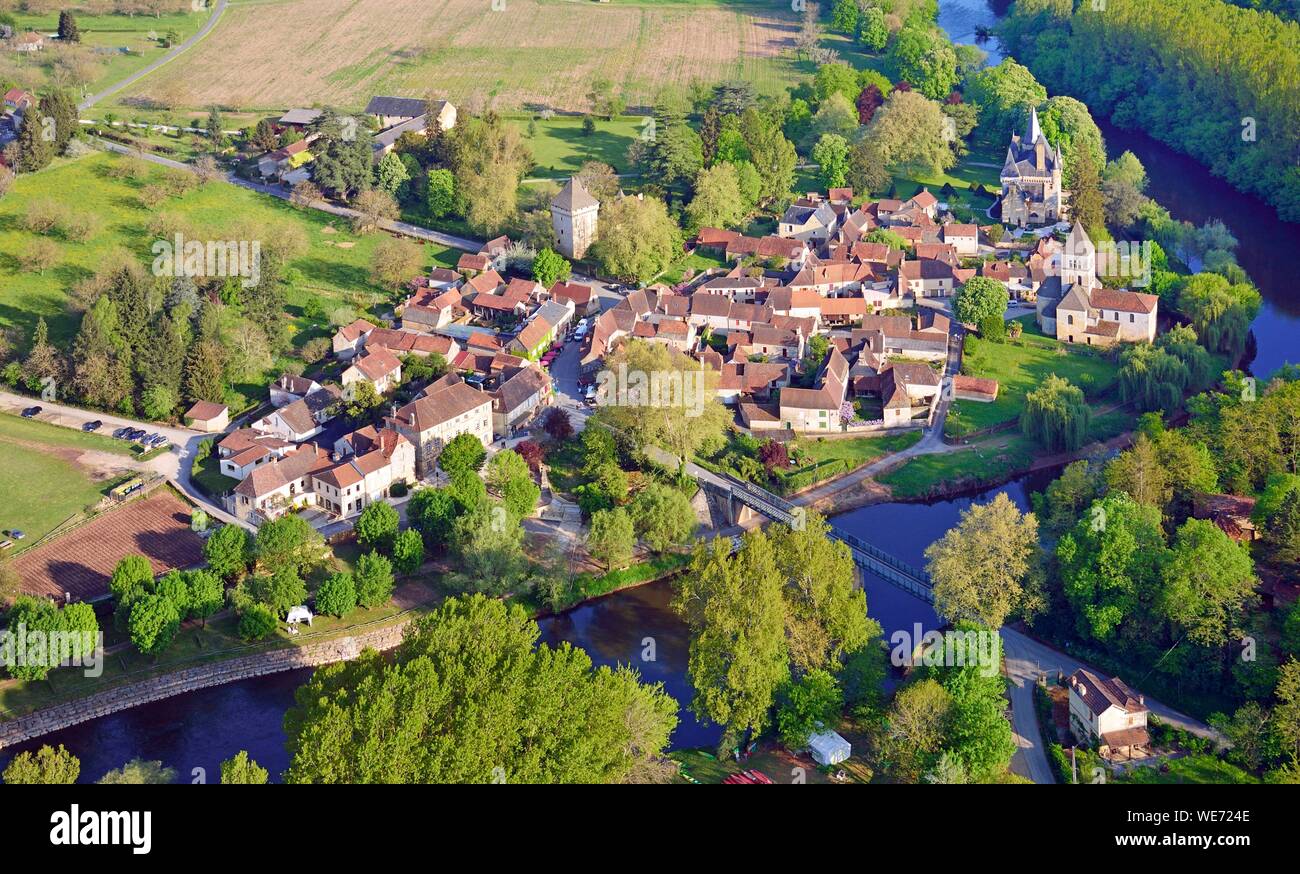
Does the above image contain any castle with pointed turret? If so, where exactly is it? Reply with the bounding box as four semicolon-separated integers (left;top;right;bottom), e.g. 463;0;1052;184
999;106;1067;228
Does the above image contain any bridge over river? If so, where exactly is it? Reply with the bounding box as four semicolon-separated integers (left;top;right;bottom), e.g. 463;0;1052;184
659;449;936;604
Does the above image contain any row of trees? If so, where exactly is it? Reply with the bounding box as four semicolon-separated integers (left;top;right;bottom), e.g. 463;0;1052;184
3;744;268;785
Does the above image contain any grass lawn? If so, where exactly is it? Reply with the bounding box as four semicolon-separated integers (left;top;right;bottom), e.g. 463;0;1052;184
0;414;138;548
190;451;240;499
793;431;922;472
1117;755;1258;785
6;8;210;99
512;114;645;178
946;330;1121;437
656;250;727;285
879;433;1039;499
0;150;460;405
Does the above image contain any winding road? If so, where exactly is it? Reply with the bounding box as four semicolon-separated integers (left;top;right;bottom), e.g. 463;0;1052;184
78;1;230;111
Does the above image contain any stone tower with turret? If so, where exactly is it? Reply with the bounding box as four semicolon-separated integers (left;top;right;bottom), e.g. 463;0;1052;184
550;177;600;260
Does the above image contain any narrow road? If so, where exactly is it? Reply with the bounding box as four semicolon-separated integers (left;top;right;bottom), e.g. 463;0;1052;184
78;0;229;111
95;139;483;253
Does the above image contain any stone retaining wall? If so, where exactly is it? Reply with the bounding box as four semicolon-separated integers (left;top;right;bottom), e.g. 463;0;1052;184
0;621;411;750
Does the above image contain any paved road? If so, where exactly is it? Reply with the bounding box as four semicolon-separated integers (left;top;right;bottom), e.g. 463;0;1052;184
78;1;229;111
1002;626;1219;783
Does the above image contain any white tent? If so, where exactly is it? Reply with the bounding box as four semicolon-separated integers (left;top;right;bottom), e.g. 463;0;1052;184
286;606;314;626
808;730;851;766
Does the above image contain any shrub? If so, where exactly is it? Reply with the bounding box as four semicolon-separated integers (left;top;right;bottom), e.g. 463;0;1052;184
238;604;278;641
315;572;357;618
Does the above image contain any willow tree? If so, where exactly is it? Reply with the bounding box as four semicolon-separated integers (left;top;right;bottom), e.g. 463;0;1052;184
1020;374;1091;451
1118;343;1191;413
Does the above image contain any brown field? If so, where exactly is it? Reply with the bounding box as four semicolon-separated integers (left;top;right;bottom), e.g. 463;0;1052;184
117;0;807;113
13;491;205;601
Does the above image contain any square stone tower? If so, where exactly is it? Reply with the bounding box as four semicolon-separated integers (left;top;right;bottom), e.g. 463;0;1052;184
551;177;600;259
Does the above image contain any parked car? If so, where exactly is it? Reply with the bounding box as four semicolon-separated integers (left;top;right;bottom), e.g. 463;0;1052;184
149;435;170;448
113;427;132;439
83;420;103;432
10;530;25;540
141;432;160;445
128;429;146;441
20;406;41;418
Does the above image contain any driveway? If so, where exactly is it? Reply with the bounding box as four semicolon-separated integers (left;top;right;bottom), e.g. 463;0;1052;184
79;0;229;111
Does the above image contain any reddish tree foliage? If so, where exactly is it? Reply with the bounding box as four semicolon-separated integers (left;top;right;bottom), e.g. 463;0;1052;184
856;84;885;125
945;90;963;105
538;406;573;441
894;81;913;92
516;440;544;471
758;439;790;470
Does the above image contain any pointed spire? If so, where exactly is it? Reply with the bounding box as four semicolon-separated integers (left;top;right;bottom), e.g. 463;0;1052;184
1026;105;1043;145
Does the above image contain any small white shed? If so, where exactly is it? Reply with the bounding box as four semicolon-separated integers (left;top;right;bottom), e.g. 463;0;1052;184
286;606;314;626
808;730;851;766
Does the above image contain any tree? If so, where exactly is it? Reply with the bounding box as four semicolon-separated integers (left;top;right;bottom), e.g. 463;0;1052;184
877;678;952;783
355;502;400;552
590;195;681;284
861;90;956;177
1057;494;1168;641
15;101;55;171
925;493;1041;628
220;751;268;784
129;593;181;656
1020;375;1091;452
204;524;250;580
539;406;574;441
98;759;176;784
684;162;747;233
290;179;322;209
256;514;324;577
40;90;78;155
2;745;80;784
588;508;635;571
2;596;98;681
187;570;224;628
426;168;455;218
58;11;81;43
629;483;697;553
812;133;851;189
238;604;278;641
964;59;1047;138
829;0;859;34
110;554;154;601
858;5;889;52
1273;658;1300;764
1160;519;1257;647
351;188;398;234
439;432;487;477
675;533;788;737
887;24;959;100
953;276;1008;327
1070;146;1106;240
315;572;357;618
776;669;843;749
409;486;460;549
354;551;395;608
391;528;425;574
933;635;1017;781
486;449;540;519
309;110;374;199
284;595;677;783
575;160;619;202
591;340;730;471
448;113;532;235
532;247;570;287
739;107;797;208
1267;490;1300;567
374;151;409;197
371;237;422;289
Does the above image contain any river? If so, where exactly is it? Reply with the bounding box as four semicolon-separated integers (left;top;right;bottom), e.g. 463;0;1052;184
4;0;1295;782
0;469;1057;782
